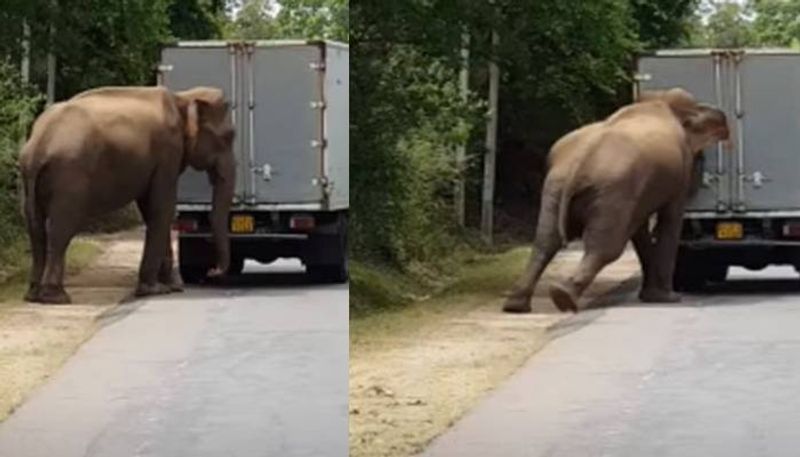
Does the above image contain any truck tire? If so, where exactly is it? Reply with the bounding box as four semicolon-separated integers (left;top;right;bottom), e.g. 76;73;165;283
673;249;705;292
179;238;212;285
307;215;348;284
673;250;727;291
228;255;245;276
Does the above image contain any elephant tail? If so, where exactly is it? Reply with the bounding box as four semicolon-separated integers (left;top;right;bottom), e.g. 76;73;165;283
556;178;574;247
556;155;586;247
19;146;45;242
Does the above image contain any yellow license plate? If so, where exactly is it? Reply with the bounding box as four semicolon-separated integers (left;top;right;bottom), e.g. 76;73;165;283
716;222;743;240
230;215;254;233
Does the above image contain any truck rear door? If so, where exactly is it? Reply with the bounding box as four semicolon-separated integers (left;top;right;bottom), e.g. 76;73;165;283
736;53;800;211
637;52;730;212
160;44;247;204
245;43;325;205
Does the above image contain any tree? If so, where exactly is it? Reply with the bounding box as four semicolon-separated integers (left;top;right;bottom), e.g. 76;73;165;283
167;0;225;40
223;0;348;41
630;0;700;49
686;0;756;47
752;0;800;47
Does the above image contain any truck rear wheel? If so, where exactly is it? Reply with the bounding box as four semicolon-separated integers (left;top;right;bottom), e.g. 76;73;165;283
306;214;348;284
179;238;212;285
673;249;727;291
308;263;348;283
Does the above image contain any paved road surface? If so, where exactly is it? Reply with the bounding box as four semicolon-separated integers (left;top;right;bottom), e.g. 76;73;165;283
0;259;348;457
423;266;800;457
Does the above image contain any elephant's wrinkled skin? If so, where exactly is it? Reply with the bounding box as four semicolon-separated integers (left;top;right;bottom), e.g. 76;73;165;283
503;88;730;313
19;86;236;304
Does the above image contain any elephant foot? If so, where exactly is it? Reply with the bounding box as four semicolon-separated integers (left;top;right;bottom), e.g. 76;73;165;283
502;293;532;313
159;270;184;292
549;282;578;313
135;282;172;297
37;285;71;305
24;283;42;303
639;288;682;304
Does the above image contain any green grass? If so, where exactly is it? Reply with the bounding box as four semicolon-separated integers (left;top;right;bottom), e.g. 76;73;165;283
0;238;102;303
350;246;530;321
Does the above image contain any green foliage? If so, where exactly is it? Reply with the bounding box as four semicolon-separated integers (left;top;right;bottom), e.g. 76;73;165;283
168;0;225;40
689;0;755;47
223;0;348;41
351;0;699;272
0;61;42;265
631;0;700;48
752;0;800;46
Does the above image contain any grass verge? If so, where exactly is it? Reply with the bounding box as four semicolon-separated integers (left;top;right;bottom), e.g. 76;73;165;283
349;246;569;457
0;238;102;304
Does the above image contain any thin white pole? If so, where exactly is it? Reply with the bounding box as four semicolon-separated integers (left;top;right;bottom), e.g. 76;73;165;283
21;20;30;84
481;30;500;243
455;32;469;227
46;1;57;106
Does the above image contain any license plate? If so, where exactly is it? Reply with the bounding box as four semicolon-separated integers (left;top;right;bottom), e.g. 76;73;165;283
230;215;254;233
716;222;743;240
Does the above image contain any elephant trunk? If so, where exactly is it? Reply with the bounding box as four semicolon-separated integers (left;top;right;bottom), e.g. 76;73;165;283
208;155;235;276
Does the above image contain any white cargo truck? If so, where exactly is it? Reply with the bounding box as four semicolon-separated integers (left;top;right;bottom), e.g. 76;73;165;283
636;49;800;289
159;40;348;283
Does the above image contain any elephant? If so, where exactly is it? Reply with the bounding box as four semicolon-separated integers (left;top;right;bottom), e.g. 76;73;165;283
502;88;730;314
18;86;236;304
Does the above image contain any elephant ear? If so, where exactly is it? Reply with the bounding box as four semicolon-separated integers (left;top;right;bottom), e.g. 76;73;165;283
681;104;730;153
176;87;232;169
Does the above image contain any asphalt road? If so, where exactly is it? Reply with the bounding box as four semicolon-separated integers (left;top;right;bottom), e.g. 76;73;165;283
0;259;348;457
423;266;800;457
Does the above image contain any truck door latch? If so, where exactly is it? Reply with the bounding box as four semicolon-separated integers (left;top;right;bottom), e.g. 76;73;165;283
702;171;718;187
252;164;273;181
746;171;770;188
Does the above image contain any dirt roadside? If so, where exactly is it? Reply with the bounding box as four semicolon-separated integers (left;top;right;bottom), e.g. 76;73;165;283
0;228;143;422
349;247;641;457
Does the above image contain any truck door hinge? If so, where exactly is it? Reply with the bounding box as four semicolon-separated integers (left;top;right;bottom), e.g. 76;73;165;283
310;101;326;109
310;139;327;149
309;62;326;71
633;73;652;82
312;176;332;194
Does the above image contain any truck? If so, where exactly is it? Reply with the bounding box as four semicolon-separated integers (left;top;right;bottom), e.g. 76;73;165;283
158;40;349;283
636;49;800;289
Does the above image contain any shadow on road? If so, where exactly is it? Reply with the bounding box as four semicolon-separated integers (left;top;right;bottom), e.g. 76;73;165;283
196;271;348;290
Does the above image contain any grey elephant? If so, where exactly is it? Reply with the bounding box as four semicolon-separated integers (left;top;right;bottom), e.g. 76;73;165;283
19;86;235;304
503;88;730;313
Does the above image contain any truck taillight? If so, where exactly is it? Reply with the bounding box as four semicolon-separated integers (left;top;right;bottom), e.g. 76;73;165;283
783;222;800;238
290;215;315;231
173;219;199;233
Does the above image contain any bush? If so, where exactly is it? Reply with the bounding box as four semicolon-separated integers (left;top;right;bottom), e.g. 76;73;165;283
351;44;479;267
0;61;41;263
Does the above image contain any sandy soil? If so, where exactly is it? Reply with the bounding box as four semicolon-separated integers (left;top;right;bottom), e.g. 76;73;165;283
0;228;143;421
349;248;640;457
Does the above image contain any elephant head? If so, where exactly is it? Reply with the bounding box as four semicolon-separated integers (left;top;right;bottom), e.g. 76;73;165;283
640;88;731;154
177;87;236;277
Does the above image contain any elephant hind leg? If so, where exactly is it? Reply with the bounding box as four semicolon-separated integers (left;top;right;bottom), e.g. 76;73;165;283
39;200;85;304
503;183;563;314
550;211;629;312
23;198;46;303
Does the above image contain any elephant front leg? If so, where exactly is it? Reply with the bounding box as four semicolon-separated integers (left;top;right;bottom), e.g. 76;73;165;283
631;221;661;302
639;206;683;303
158;231;183;292
135;186;177;298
